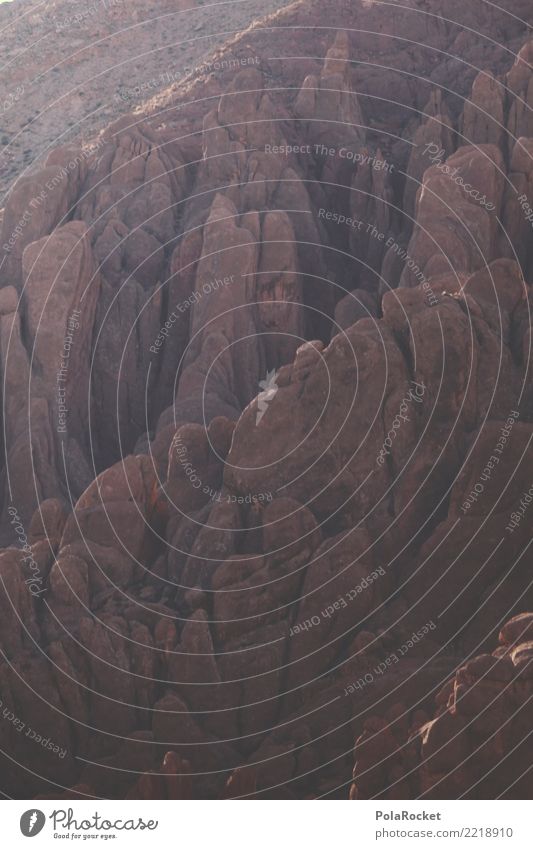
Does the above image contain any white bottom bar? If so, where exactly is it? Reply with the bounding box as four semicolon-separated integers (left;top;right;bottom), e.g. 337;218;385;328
3;800;532;847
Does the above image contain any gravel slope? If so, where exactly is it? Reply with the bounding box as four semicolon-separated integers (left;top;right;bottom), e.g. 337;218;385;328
0;0;292;201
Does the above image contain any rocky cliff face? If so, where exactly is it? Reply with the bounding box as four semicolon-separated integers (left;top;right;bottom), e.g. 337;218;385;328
0;0;532;799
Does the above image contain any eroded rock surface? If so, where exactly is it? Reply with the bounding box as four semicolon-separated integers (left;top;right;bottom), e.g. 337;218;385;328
0;0;532;801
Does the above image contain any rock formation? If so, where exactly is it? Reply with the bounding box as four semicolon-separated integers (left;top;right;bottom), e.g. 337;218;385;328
0;0;532;801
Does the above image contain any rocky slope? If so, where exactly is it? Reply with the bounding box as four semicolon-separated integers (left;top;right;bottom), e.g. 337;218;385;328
0;0;532;799
0;0;290;201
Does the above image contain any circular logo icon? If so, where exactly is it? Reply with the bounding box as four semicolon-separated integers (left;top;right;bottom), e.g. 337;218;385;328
20;810;46;837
